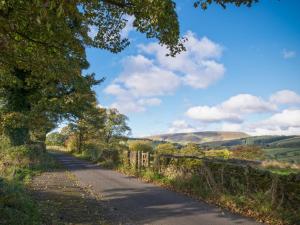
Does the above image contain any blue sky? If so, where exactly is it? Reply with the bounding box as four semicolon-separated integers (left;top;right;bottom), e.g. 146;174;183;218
85;0;300;137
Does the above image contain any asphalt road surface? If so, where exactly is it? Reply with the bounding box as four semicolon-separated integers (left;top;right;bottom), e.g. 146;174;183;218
53;152;262;225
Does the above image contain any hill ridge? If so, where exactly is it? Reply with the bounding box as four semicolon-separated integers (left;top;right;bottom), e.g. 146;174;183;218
145;131;250;144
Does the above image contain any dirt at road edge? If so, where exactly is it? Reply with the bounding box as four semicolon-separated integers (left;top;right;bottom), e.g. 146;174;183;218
29;167;130;225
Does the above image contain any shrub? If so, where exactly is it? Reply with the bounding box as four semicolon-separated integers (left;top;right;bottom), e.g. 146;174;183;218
65;135;78;152
45;132;67;146
180;143;204;156
231;145;265;160
99;148;120;164
155;143;177;155
0;137;56;225
128;140;153;153
0;135;58;225
204;149;232;159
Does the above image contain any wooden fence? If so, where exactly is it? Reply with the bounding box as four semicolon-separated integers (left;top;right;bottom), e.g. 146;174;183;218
122;150;300;219
123;150;261;170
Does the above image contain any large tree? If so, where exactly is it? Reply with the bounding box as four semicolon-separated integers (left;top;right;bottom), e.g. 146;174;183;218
0;0;258;145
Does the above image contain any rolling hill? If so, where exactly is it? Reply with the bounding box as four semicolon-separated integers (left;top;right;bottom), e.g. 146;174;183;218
145;131;249;144
200;135;300;148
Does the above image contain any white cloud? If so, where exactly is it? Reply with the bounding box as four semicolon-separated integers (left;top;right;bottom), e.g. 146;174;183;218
139;31;225;89
248;127;300;136
270;90;300;105
182;60;225;88
103;54;180;113
106;95;162;114
186;94;276;123
185;90;300;135
245;109;300;135
117;55;181;97
259;109;300;129
186;106;242;123
104;84;129;96
168;120;197;133
282;49;296;59
221;94;277;114
105;31;226;113
111;100;144;113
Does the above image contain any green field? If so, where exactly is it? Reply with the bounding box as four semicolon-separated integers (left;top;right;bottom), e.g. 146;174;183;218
263;147;300;164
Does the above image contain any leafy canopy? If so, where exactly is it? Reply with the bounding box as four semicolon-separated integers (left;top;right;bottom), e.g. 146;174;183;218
0;0;259;145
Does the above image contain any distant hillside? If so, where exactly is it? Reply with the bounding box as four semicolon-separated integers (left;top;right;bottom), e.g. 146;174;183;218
201;135;300;148
146;131;249;144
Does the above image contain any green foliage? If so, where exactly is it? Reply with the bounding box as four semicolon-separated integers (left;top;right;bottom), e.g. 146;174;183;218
0;0;182;145
0;137;57;181
180;143;203;156
102;108;131;144
45;132;67;146
65;135;78;152
193;0;258;9
0;136;58;225
128;140;153;153
55;107;130;168
155;143;177;155
267;137;300;148
262;147;300;164
230;145;265;160
204;149;232;159
0;0;261;146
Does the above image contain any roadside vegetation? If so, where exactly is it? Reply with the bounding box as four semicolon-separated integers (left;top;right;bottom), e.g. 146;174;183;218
0;137;58;225
47;108;131;169
118;142;300;225
52;135;300;225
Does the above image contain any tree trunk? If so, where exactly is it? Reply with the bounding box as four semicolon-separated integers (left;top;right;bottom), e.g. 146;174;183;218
5;69;31;146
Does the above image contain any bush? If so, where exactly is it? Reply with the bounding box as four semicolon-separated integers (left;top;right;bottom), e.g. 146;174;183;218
180;143;203;156
65;135;78;152
204;149;231;159
155;143;177;155
99;148;119;163
0;135;58;225
45;132;67;146
128;140;153;153
231;145;265;160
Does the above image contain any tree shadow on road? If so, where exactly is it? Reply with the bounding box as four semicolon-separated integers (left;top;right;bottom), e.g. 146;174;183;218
45;151;261;225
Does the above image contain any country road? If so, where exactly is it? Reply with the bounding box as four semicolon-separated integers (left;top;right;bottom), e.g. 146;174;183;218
52;152;262;225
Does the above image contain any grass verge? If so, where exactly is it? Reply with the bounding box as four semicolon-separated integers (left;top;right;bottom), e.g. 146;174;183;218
117;165;299;225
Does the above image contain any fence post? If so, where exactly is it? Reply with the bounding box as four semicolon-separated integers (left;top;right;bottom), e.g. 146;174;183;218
137;151;141;171
153;154;160;172
130;151;138;169
147;152;150;167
